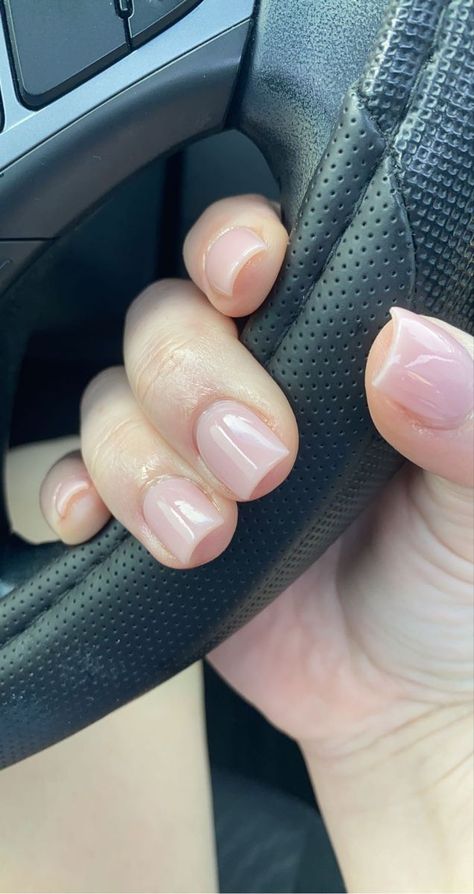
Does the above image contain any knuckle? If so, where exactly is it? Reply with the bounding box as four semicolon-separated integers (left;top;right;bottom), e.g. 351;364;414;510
83;413;142;484
132;324;216;407
133;332;200;406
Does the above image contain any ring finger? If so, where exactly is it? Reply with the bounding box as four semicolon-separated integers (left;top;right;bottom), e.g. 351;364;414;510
80;367;237;569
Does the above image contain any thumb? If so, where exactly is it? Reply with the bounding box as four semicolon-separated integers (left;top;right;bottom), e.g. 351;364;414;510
366;307;473;488
366;308;473;563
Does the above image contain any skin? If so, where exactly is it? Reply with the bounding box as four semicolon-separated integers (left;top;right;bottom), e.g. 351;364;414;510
33;194;474;892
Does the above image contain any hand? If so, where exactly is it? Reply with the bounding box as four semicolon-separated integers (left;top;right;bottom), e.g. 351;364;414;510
40;195;473;892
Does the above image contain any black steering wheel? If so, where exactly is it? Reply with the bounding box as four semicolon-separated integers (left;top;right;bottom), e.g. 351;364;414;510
0;0;472;769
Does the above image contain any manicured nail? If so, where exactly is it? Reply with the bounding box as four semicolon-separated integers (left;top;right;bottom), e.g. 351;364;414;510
40;456;111;545
143;477;224;564
53;477;91;519
373;307;474;428
196;400;290;500
205;227;267;296
45;475;106;540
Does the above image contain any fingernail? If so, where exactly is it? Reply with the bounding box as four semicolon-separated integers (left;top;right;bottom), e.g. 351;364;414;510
53;477;91;519
205;227;267;297
196;400;290;500
143;477;224;565
47;476;105;540
373;307;474;428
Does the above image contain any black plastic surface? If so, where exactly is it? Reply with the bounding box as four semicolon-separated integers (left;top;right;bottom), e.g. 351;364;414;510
0;25;249;240
0;241;46;293
3;0;129;108
128;0;203;47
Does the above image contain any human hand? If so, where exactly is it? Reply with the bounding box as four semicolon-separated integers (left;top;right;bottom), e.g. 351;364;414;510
40;195;473;892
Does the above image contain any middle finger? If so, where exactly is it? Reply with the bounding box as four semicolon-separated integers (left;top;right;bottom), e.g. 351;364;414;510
124;280;298;502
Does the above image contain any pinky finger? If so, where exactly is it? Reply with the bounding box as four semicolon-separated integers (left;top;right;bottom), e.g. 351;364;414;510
40;450;111;545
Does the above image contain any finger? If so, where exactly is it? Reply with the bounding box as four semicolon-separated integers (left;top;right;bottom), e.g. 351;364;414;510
39;450;111;545
366;307;473;487
124;281;298;503
183;194;288;317
81;367;237;569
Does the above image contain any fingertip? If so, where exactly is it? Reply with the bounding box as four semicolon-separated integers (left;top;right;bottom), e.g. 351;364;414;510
365;315;395;396
141;481;238;571
194;399;297;503
230;220;288;315
57;489;111;546
366;309;474;486
40;452;111;545
183;195;288;317
185;498;238;568
205;226;267;301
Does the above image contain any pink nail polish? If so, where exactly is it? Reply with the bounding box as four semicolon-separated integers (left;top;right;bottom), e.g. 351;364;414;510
143;478;224;565
195;400;290;500
205;228;267;297
373;307;474;428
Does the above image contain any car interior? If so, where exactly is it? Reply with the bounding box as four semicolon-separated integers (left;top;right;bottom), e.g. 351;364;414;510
8;128;345;892
0;1;472;891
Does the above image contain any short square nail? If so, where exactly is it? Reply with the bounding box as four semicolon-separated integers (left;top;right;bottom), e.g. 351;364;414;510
143;478;224;565
373;307;474;428
205;227;267;297
195;400;290;500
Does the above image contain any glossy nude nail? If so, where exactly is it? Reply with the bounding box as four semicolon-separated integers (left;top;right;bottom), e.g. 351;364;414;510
47;476;103;531
53;477;91;519
42;472;109;543
196;400;290;500
373;307;474;428
143;478;224;564
205;227;267;296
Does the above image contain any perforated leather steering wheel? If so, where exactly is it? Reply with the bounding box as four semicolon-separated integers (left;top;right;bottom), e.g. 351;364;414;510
0;0;472;768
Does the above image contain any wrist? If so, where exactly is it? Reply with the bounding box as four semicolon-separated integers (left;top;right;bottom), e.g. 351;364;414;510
302;703;474;893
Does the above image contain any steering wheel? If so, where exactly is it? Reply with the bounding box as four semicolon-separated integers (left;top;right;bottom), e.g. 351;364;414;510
0;0;472;769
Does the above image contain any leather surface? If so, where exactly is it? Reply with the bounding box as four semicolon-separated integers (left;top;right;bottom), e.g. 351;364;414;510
1;0;473;768
238;0;388;227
